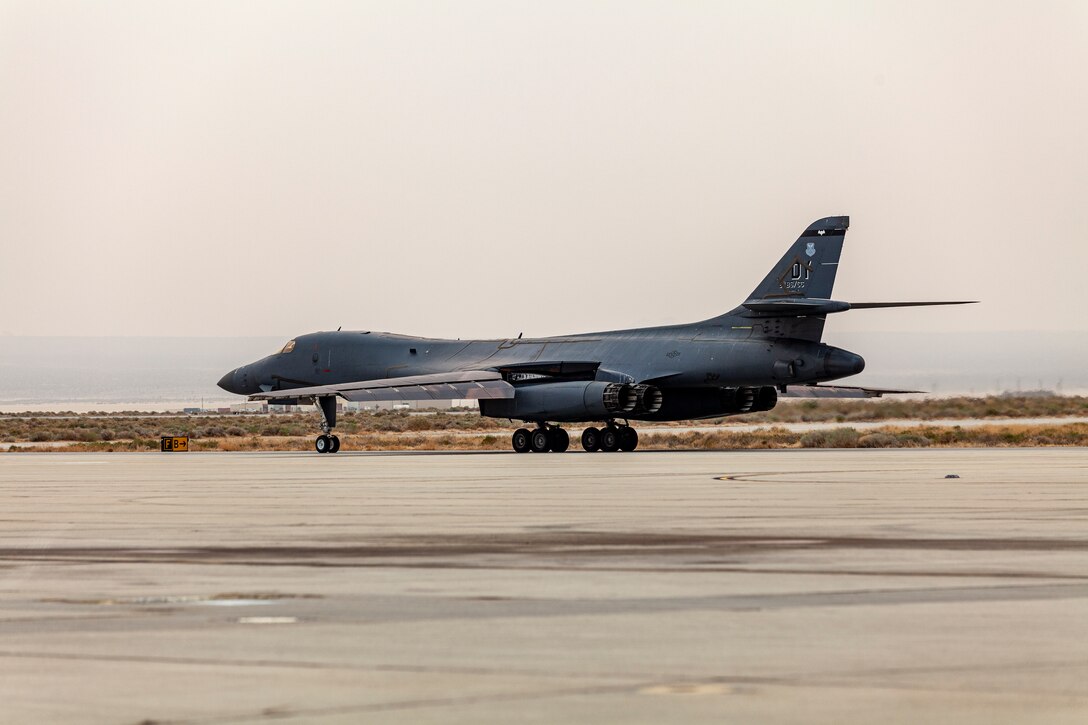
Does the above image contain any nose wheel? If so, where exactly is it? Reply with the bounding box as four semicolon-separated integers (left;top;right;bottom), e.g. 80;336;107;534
315;434;340;454
312;396;342;453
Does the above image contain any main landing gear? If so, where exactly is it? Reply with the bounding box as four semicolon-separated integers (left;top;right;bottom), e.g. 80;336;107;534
580;422;638;453
312;396;341;454
510;422;637;453
511;425;570;454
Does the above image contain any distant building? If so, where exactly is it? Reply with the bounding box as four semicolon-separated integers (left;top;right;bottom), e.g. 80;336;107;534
230;403;268;414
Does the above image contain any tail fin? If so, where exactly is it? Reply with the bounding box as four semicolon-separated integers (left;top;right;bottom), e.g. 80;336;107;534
746;216;848;302
705;216;972;344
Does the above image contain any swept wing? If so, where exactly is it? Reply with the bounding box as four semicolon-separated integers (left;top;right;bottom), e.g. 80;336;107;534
249;370;514;403
781;384;924;399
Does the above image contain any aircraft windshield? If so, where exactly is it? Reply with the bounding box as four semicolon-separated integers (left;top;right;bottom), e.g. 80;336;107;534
280;340;296;354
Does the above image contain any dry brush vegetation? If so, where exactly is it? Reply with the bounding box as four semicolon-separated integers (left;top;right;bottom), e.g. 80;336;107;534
2;395;1086;452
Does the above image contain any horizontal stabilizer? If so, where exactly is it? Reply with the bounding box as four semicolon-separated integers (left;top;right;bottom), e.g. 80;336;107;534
743;298;977;317
781;384;924;399
742;298;851;315
847;301;978;309
249;370;515;403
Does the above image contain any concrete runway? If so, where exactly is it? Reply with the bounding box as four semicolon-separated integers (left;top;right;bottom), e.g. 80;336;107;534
1;449;1087;724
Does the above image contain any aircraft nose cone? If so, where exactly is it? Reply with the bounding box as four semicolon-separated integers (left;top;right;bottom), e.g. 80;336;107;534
824;348;866;378
218;369;240;394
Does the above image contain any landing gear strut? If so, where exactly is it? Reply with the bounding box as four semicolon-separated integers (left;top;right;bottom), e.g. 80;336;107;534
510;424;570;453
312;396;341;454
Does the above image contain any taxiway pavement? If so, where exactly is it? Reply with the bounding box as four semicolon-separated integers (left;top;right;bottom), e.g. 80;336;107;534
1;449;1087;723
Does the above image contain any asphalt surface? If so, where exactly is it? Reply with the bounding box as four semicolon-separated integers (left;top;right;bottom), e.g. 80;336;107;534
1;449;1087;724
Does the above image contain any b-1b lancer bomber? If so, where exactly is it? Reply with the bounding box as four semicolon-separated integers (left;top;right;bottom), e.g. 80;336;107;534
218;216;974;453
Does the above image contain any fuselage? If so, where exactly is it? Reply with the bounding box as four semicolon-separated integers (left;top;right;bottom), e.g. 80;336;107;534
219;316;864;422
214;215;968;452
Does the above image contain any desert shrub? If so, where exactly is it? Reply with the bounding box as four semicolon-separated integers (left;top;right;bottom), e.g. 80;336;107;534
896;433;932;447
405;417;432;432
374;411;409;428
800;428;860;448
393;431;422;448
858;433;900;448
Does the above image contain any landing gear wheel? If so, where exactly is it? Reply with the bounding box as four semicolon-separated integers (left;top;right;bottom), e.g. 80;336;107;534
581;427;601;452
530;428;552;453
315;435;331;454
600;427;621;452
512;428;532;453
618;427;638;452
329;435;341;453
551;428;570;453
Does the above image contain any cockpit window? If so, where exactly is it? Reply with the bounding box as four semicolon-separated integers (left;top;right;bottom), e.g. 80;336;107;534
280;340;296;354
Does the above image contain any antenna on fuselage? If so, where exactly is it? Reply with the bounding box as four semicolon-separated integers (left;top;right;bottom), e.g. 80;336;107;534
517;332;522;339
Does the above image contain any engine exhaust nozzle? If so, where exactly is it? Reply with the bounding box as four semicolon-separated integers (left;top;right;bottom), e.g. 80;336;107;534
631;384;663;414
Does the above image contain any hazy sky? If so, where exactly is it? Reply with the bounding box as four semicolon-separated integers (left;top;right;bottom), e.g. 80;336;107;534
2;1;1086;340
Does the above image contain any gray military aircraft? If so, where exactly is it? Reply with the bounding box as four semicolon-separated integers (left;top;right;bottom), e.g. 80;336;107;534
218;216;974;453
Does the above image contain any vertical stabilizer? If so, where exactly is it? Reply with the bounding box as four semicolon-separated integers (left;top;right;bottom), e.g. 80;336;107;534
746;216;849;302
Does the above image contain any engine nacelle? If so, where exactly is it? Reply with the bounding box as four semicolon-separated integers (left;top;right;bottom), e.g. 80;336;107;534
637;385;778;420
479;381;636;422
721;386;777;413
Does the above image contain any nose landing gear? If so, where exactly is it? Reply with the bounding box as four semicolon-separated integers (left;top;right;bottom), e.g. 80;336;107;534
315;434;340;454
312;396;342;454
